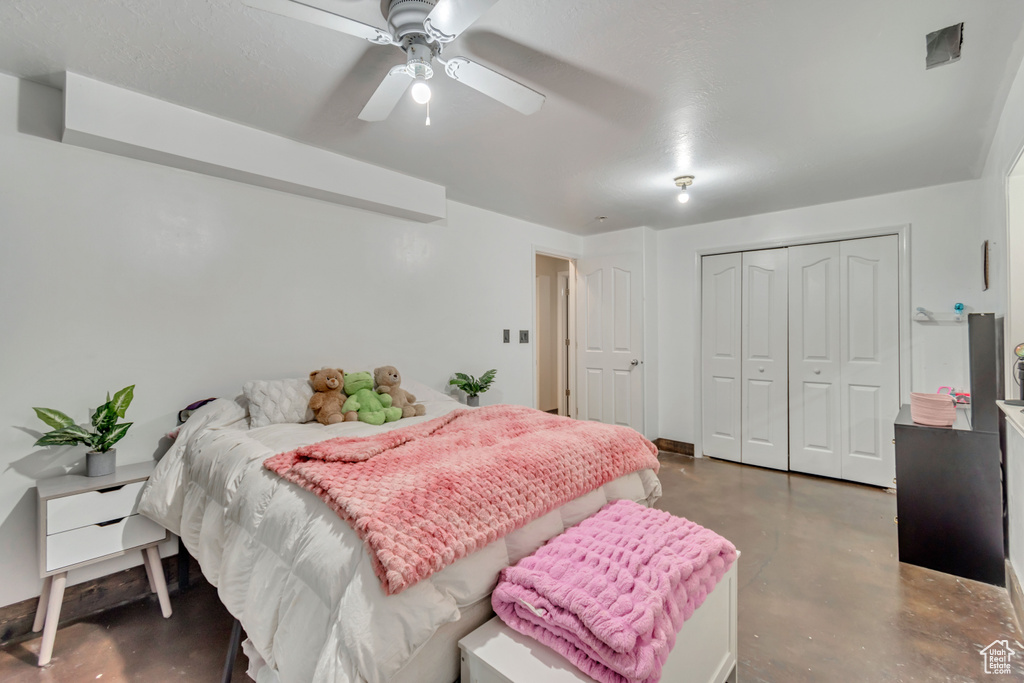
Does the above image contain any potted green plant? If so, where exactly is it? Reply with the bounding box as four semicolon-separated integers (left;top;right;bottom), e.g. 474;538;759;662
449;370;496;407
33;385;135;477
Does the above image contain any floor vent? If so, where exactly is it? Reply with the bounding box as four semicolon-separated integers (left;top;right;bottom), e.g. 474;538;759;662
926;22;963;69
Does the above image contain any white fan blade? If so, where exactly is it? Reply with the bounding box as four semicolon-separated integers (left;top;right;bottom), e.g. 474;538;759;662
423;0;499;43
359;66;414;121
243;0;395;45
443;57;545;115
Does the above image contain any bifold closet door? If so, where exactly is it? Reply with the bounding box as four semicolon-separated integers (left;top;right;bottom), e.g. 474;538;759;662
840;235;899;487
740;249;789;470
789;242;842;478
701;253;742;462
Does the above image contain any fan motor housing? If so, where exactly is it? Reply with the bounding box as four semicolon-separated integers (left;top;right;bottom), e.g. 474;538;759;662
387;0;437;40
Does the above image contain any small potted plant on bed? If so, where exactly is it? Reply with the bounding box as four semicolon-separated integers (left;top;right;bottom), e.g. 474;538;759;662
449;369;496;407
32;385;135;477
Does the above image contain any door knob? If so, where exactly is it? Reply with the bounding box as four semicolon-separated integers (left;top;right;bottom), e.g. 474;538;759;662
630;359;640;367
813;369;821;375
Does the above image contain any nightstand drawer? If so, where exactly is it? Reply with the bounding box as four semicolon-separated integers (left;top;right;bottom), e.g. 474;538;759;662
46;480;147;534
45;514;166;572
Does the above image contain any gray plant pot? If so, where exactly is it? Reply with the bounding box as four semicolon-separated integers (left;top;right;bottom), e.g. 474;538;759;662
467;395;480;407
87;448;116;477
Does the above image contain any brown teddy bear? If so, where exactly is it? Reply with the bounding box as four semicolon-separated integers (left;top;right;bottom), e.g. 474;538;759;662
308;367;348;425
374;365;426;419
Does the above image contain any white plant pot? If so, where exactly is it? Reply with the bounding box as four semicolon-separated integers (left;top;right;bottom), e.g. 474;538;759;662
467;395;480;407
86;448;116;477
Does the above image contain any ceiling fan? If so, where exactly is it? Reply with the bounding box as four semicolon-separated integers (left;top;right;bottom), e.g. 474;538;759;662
244;0;546;122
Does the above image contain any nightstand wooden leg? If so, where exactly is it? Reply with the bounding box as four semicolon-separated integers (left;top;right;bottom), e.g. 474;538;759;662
32;575;53;632
37;572;66;667
141;547;157;593
144;546;172;618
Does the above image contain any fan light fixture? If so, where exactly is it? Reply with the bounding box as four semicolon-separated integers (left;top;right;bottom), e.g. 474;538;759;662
674;175;694;204
241;0;547;124
411;81;432;104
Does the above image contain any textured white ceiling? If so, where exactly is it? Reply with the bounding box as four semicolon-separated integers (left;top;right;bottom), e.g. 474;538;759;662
2;0;1023;234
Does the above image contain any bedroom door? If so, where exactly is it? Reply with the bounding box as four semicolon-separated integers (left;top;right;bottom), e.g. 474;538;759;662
701;252;742;462
740;249;789;470
788;242;843;478
576;252;644;431
839;235;900;487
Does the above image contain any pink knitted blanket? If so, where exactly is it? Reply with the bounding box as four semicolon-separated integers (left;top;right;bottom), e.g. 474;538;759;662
263;405;660;595
492;500;736;683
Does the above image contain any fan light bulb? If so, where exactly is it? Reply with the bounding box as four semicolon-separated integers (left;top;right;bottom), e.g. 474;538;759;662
677;189;690;204
411;81;432;104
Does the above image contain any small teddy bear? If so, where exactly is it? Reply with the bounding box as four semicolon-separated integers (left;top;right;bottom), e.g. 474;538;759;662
374;366;426;419
308;367;347;425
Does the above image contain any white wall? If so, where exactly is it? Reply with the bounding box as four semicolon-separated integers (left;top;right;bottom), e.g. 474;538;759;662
657;180;996;446
0;74;582;607
986;45;1024;603
990;48;1024;394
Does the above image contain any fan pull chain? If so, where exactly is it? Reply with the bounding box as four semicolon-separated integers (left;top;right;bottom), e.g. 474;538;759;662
425;100;431;126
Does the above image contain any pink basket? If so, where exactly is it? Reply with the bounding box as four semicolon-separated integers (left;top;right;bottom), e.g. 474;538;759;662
910;392;956;427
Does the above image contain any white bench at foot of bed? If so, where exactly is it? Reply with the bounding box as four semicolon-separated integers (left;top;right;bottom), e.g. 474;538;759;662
459;558;739;683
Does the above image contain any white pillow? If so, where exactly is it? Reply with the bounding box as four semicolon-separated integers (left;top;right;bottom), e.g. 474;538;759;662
401;378;459;404
243;378;315;428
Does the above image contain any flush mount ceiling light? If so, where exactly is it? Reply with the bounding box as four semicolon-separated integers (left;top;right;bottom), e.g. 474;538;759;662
674;175;694;204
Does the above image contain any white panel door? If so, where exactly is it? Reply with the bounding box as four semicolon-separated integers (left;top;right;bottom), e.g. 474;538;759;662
741;249;789;470
575;253;644;431
840;235;900;487
701;253;742;462
788;242;842;478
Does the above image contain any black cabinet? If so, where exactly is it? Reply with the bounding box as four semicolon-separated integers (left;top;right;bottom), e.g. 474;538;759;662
894;404;1004;586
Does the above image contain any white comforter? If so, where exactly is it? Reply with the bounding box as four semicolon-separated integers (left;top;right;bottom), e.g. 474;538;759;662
139;393;662;683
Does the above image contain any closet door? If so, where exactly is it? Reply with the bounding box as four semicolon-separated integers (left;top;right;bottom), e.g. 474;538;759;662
701;253;742;462
741;249;789;470
789;242;842;478
840;235;900;487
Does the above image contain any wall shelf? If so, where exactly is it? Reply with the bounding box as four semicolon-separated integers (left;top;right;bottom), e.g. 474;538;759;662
913;307;966;324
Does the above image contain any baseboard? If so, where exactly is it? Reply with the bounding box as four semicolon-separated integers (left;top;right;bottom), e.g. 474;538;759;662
654;438;695;456
1008;560;1024;633
0;555;188;647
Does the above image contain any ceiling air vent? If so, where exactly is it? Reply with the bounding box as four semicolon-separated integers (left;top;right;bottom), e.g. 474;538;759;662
926;23;963;69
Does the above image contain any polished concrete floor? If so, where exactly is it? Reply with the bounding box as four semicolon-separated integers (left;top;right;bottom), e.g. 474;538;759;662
655;453;1023;682
0;580;248;683
1;453;1021;682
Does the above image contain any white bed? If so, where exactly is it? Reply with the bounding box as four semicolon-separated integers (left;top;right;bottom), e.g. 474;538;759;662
139;383;662;683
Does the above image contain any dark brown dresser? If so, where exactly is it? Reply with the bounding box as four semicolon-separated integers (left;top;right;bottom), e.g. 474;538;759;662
894;404;1004;585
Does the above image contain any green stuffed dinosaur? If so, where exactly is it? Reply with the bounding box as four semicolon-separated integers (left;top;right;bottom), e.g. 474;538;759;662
341;371;402;426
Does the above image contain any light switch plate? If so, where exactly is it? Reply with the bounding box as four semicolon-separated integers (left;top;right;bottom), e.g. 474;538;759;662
519;330;529;343
503;329;510;343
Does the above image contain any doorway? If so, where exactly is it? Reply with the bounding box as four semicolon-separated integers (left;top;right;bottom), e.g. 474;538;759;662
536;254;573;415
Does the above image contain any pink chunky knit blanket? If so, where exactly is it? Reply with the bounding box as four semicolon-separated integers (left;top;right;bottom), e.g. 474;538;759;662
492;500;736;683
263;405;660;595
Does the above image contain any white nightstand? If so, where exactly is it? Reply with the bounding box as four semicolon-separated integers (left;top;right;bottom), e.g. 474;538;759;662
33;461;171;666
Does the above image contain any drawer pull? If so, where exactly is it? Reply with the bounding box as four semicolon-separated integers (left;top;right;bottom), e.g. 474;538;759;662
97;484;127;494
96;517;126;527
